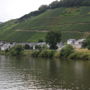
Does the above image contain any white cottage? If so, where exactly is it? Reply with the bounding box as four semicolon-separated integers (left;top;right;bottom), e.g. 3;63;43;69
67;39;76;45
67;39;85;49
0;43;15;51
74;39;85;48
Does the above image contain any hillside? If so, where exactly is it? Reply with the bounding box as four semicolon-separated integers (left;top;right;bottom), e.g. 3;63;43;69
0;6;90;42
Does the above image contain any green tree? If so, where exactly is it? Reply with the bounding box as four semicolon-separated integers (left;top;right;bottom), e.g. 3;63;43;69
39;5;48;12
49;0;59;9
46;31;61;49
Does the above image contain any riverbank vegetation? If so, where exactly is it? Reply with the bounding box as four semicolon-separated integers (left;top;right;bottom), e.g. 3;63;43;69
0;45;90;60
30;47;90;60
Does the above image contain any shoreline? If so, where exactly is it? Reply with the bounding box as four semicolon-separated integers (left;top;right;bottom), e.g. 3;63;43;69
0;49;90;60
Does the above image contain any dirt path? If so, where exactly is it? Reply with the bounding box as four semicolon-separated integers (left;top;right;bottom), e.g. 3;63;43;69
16;29;49;32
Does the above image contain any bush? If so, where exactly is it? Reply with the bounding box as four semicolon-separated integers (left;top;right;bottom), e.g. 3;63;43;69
69;52;90;60
24;44;30;49
60;45;74;58
35;45;42;50
54;51;60;58
31;50;41;57
39;50;55;58
9;45;24;56
31;49;55;58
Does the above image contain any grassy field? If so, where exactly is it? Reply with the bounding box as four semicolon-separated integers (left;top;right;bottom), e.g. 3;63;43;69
0;7;90;42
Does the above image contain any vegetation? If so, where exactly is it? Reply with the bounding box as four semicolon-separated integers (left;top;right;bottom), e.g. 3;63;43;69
82;36;90;49
46;31;61;49
69;51;90;60
8;45;24;56
18;0;90;21
60;45;74;58
0;1;90;42
31;49;55;58
0;45;90;60
24;44;30;49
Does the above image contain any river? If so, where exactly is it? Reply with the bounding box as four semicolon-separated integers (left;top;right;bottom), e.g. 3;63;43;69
0;55;90;90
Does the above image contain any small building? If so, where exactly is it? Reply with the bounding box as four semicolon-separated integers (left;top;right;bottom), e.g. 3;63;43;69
57;42;64;51
0;43;15;51
67;39;85;49
57;42;64;48
74;39;85;48
67;39;76;45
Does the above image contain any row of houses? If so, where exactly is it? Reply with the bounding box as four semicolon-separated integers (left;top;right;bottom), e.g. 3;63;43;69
67;39;85;48
0;39;85;51
0;41;16;51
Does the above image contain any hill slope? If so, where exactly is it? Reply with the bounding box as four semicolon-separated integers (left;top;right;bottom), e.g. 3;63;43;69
0;6;90;42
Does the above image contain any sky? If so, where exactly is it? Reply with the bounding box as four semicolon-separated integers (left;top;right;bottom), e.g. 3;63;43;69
0;0;54;22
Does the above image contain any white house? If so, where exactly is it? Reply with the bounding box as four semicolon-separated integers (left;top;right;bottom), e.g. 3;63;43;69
74;39;85;48
67;39;76;45
67;39;85;49
57;42;64;48
0;43;15;51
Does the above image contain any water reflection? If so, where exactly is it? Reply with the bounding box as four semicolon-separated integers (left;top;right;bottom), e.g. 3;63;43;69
0;55;90;90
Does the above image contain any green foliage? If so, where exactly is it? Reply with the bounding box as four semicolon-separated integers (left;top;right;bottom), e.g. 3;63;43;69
46;31;61;49
24;44;30;49
35;45;42;50
82;36;90;49
9;45;24;56
69;51;90;60
31;49;55;58
39;50;55;58
60;45;74;58
39;5;48;12
31;50;41;57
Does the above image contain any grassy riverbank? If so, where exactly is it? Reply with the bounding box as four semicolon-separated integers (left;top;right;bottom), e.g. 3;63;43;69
0;48;90;60
28;48;90;60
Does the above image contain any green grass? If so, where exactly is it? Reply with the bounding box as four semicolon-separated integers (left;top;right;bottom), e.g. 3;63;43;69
0;6;90;42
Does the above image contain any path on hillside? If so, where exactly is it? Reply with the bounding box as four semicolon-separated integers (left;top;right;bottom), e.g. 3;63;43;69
16;29;90;34
16;29;49;32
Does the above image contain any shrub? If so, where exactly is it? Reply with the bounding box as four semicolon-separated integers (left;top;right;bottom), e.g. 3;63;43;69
24;44;30;49
39;50;55;58
9;45;24;56
54;51;60;58
31;49;55;58
60;45;74;58
35;45;42;50
31;50;41;57
69;52;90;60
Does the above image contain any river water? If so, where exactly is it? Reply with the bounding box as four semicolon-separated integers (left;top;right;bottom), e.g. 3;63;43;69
0;55;90;90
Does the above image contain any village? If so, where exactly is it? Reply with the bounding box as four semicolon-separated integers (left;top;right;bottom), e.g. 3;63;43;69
0;38;85;51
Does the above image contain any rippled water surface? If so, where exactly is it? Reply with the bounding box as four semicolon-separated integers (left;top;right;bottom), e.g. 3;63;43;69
0;55;90;90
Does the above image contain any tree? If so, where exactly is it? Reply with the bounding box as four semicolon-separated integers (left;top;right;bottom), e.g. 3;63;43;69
46;31;61;49
49;0;59;9
82;36;90;49
39;5;48;12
